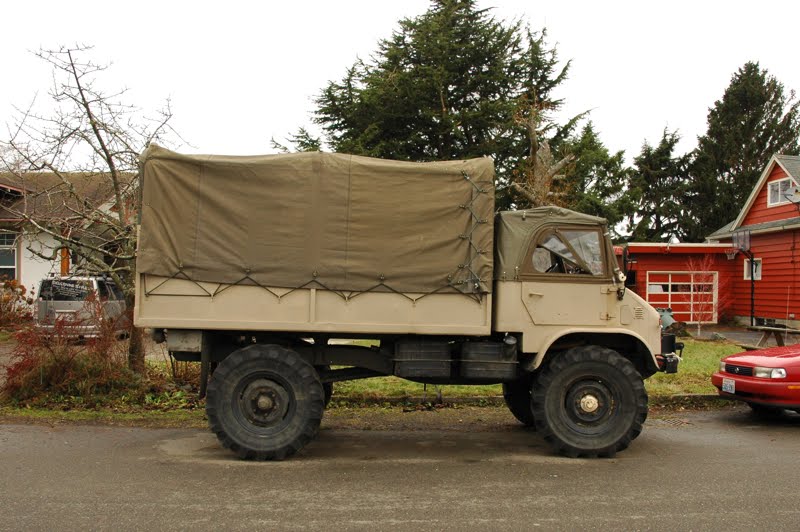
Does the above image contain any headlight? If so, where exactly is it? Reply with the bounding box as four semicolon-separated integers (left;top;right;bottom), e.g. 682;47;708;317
719;360;726;372
753;367;787;379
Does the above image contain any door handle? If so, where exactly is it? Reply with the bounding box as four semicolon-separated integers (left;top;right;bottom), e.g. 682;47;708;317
527;291;543;297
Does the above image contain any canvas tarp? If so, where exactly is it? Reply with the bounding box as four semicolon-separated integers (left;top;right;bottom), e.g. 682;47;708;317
137;145;495;295
494;207;609;279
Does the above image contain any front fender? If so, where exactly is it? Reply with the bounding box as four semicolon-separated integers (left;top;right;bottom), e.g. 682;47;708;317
521;327;660;373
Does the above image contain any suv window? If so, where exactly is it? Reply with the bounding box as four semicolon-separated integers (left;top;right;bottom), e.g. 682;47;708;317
39;279;94;301
97;280;125;301
97;280;110;300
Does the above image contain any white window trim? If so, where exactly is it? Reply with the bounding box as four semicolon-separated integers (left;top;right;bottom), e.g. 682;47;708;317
0;231;18;281
767;177;797;207
743;258;762;281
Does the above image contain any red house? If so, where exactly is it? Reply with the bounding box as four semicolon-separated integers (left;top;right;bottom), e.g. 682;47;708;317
706;154;800;327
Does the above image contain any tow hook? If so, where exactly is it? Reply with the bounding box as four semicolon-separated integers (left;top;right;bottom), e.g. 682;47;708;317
658;334;684;373
660;353;681;374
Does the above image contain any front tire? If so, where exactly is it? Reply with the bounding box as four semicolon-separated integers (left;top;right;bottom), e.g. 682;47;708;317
206;344;325;460
532;346;648;458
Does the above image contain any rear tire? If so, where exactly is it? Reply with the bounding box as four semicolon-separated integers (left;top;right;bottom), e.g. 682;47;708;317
502;377;535;426
206;344;324;460
315;365;334;407
531;346;648;458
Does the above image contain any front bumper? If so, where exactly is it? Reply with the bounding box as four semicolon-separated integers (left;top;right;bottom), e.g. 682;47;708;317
35;324;103;339
711;371;800;409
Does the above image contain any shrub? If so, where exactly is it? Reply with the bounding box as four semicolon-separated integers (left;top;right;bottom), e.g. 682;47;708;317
1;296;140;406
0;278;33;329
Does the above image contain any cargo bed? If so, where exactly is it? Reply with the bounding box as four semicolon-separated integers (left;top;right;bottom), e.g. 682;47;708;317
135;275;492;336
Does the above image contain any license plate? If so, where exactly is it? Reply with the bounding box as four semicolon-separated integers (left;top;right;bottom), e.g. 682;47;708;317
722;378;735;394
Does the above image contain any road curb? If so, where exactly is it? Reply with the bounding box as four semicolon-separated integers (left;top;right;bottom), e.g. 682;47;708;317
329;393;727;408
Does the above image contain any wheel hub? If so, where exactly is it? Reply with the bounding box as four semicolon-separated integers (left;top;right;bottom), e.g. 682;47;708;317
240;378;290;427
579;394;600;413
256;394;274;411
565;380;613;425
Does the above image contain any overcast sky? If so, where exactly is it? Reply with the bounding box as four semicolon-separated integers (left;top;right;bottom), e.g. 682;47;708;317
2;0;799;162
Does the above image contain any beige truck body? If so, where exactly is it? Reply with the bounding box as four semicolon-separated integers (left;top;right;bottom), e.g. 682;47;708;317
135;277;492;336
135;276;661;368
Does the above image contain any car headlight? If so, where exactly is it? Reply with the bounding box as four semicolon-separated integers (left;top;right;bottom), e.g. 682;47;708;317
719;360;726;372
753;367;787;379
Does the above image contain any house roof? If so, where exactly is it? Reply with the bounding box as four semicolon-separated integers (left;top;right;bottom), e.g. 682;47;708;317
708;216;800;240
707;154;800;240
0;171;136;224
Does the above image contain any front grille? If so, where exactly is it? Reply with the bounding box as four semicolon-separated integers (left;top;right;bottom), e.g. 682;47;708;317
725;364;753;376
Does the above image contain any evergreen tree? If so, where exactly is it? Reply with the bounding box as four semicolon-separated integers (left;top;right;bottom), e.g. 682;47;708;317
685;62;800;241
559;122;630;238
627;130;688;242
311;0;577;201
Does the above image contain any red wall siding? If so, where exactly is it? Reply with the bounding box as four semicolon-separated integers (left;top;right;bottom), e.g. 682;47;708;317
742;165;798;226
728;230;800;320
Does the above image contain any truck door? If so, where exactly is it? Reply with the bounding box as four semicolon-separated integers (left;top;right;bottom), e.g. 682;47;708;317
519;226;616;326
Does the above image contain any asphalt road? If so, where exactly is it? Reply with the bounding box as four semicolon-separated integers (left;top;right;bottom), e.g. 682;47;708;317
1;406;799;531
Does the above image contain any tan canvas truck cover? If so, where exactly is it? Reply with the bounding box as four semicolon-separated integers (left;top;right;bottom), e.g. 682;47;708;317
137;145;495;297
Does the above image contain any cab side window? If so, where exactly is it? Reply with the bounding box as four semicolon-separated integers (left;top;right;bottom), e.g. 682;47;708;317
526;228;606;277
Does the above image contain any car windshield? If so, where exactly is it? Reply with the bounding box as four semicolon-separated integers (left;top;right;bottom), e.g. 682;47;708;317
39;279;94;301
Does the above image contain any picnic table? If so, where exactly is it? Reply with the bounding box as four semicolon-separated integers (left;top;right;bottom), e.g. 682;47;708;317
741;325;800;350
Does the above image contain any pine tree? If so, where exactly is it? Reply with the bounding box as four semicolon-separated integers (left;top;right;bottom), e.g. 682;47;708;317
559;122;630;237
685;62;800;241
627;130;688;242
311;0;577;203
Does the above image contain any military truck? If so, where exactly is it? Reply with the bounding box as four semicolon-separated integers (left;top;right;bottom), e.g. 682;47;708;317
135;145;681;460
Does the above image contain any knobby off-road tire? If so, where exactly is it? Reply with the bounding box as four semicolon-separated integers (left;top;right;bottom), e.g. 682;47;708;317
531;346;648;458
206;344;325;460
502;376;536;427
315;365;334;408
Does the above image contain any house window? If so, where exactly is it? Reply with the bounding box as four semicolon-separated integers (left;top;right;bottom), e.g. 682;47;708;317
767;178;796;207
0;232;18;281
744;258;762;281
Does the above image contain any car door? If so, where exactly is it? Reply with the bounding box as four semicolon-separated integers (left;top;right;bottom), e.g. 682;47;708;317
519;226;617;326
97;279;126;323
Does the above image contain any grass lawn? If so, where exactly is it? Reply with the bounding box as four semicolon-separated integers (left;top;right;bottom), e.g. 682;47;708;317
646;338;741;396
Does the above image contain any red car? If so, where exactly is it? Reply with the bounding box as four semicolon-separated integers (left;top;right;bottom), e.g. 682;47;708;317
712;345;800;416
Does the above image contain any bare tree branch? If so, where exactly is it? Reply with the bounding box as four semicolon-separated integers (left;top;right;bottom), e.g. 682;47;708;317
0;45;179;372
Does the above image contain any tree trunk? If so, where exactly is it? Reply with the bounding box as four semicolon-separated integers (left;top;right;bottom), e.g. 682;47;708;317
127;323;145;374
